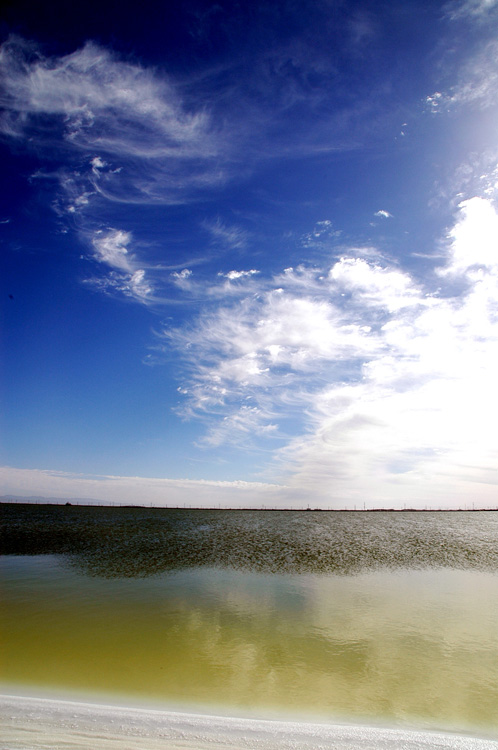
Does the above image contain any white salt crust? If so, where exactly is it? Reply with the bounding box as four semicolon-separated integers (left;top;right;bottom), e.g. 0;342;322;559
1;694;497;750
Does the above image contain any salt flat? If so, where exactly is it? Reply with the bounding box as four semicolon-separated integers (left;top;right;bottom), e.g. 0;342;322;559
1;695;497;750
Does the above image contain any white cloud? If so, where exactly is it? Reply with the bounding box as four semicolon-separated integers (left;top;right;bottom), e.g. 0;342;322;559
0;37;225;207
441;196;498;275
83;270;152;301
277;201;498;504
169;267;262;300
164;261;415;446
172;269;193;278
91;156;106;172
87;228;152;301
220;270;260;280
0;34;406;217
128;269;153;299
92;229;134;272
374;209;392;218
329;257;422;312
0;38;212;157
160;199;498;507
280;336;498;506
166;284;382;405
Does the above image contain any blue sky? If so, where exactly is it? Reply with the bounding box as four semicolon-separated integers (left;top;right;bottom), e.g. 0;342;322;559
2;0;498;508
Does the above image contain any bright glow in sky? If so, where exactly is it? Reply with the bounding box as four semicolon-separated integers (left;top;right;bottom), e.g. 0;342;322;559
2;0;498;508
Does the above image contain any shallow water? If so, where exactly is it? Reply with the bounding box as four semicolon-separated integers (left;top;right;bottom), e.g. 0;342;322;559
1;506;498;736
3;505;498;576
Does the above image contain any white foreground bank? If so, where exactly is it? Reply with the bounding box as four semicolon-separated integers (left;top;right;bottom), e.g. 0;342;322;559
1;695;498;750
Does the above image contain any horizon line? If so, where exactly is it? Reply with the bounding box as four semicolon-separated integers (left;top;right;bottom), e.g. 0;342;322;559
2;497;497;512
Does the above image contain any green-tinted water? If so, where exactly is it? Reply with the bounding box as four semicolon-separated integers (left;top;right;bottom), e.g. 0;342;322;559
1;506;498;735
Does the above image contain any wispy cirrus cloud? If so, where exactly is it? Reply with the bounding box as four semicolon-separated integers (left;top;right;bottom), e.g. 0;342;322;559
446;41;498;108
92;229;135;272
0;37;213;157
425;0;498;120
426;37;498;114
0;26;415;214
0;35;376;309
84;228;152;302
201;406;279;449
444;0;498;20
0;36;225;208
0;32;426;312
203;217;250;251
161;196;498;505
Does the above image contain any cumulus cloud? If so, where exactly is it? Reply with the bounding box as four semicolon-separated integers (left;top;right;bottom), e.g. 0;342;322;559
374;209;392;218
161;198;498;506
220;270;259;280
329;257;421;312
441;196;498;275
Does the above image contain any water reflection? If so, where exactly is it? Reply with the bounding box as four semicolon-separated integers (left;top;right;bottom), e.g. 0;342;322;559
2;506;498;734
2;505;498;577
2;557;498;734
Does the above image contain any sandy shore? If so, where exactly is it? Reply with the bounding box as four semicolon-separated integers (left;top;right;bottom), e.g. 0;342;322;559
1;694;498;750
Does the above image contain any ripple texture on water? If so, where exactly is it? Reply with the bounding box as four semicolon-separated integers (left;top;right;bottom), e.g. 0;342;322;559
1;504;498;577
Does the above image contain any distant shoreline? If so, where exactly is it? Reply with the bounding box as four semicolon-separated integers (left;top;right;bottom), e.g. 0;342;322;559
1;498;497;512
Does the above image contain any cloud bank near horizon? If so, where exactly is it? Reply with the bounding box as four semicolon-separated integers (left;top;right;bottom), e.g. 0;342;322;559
0;466;289;508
